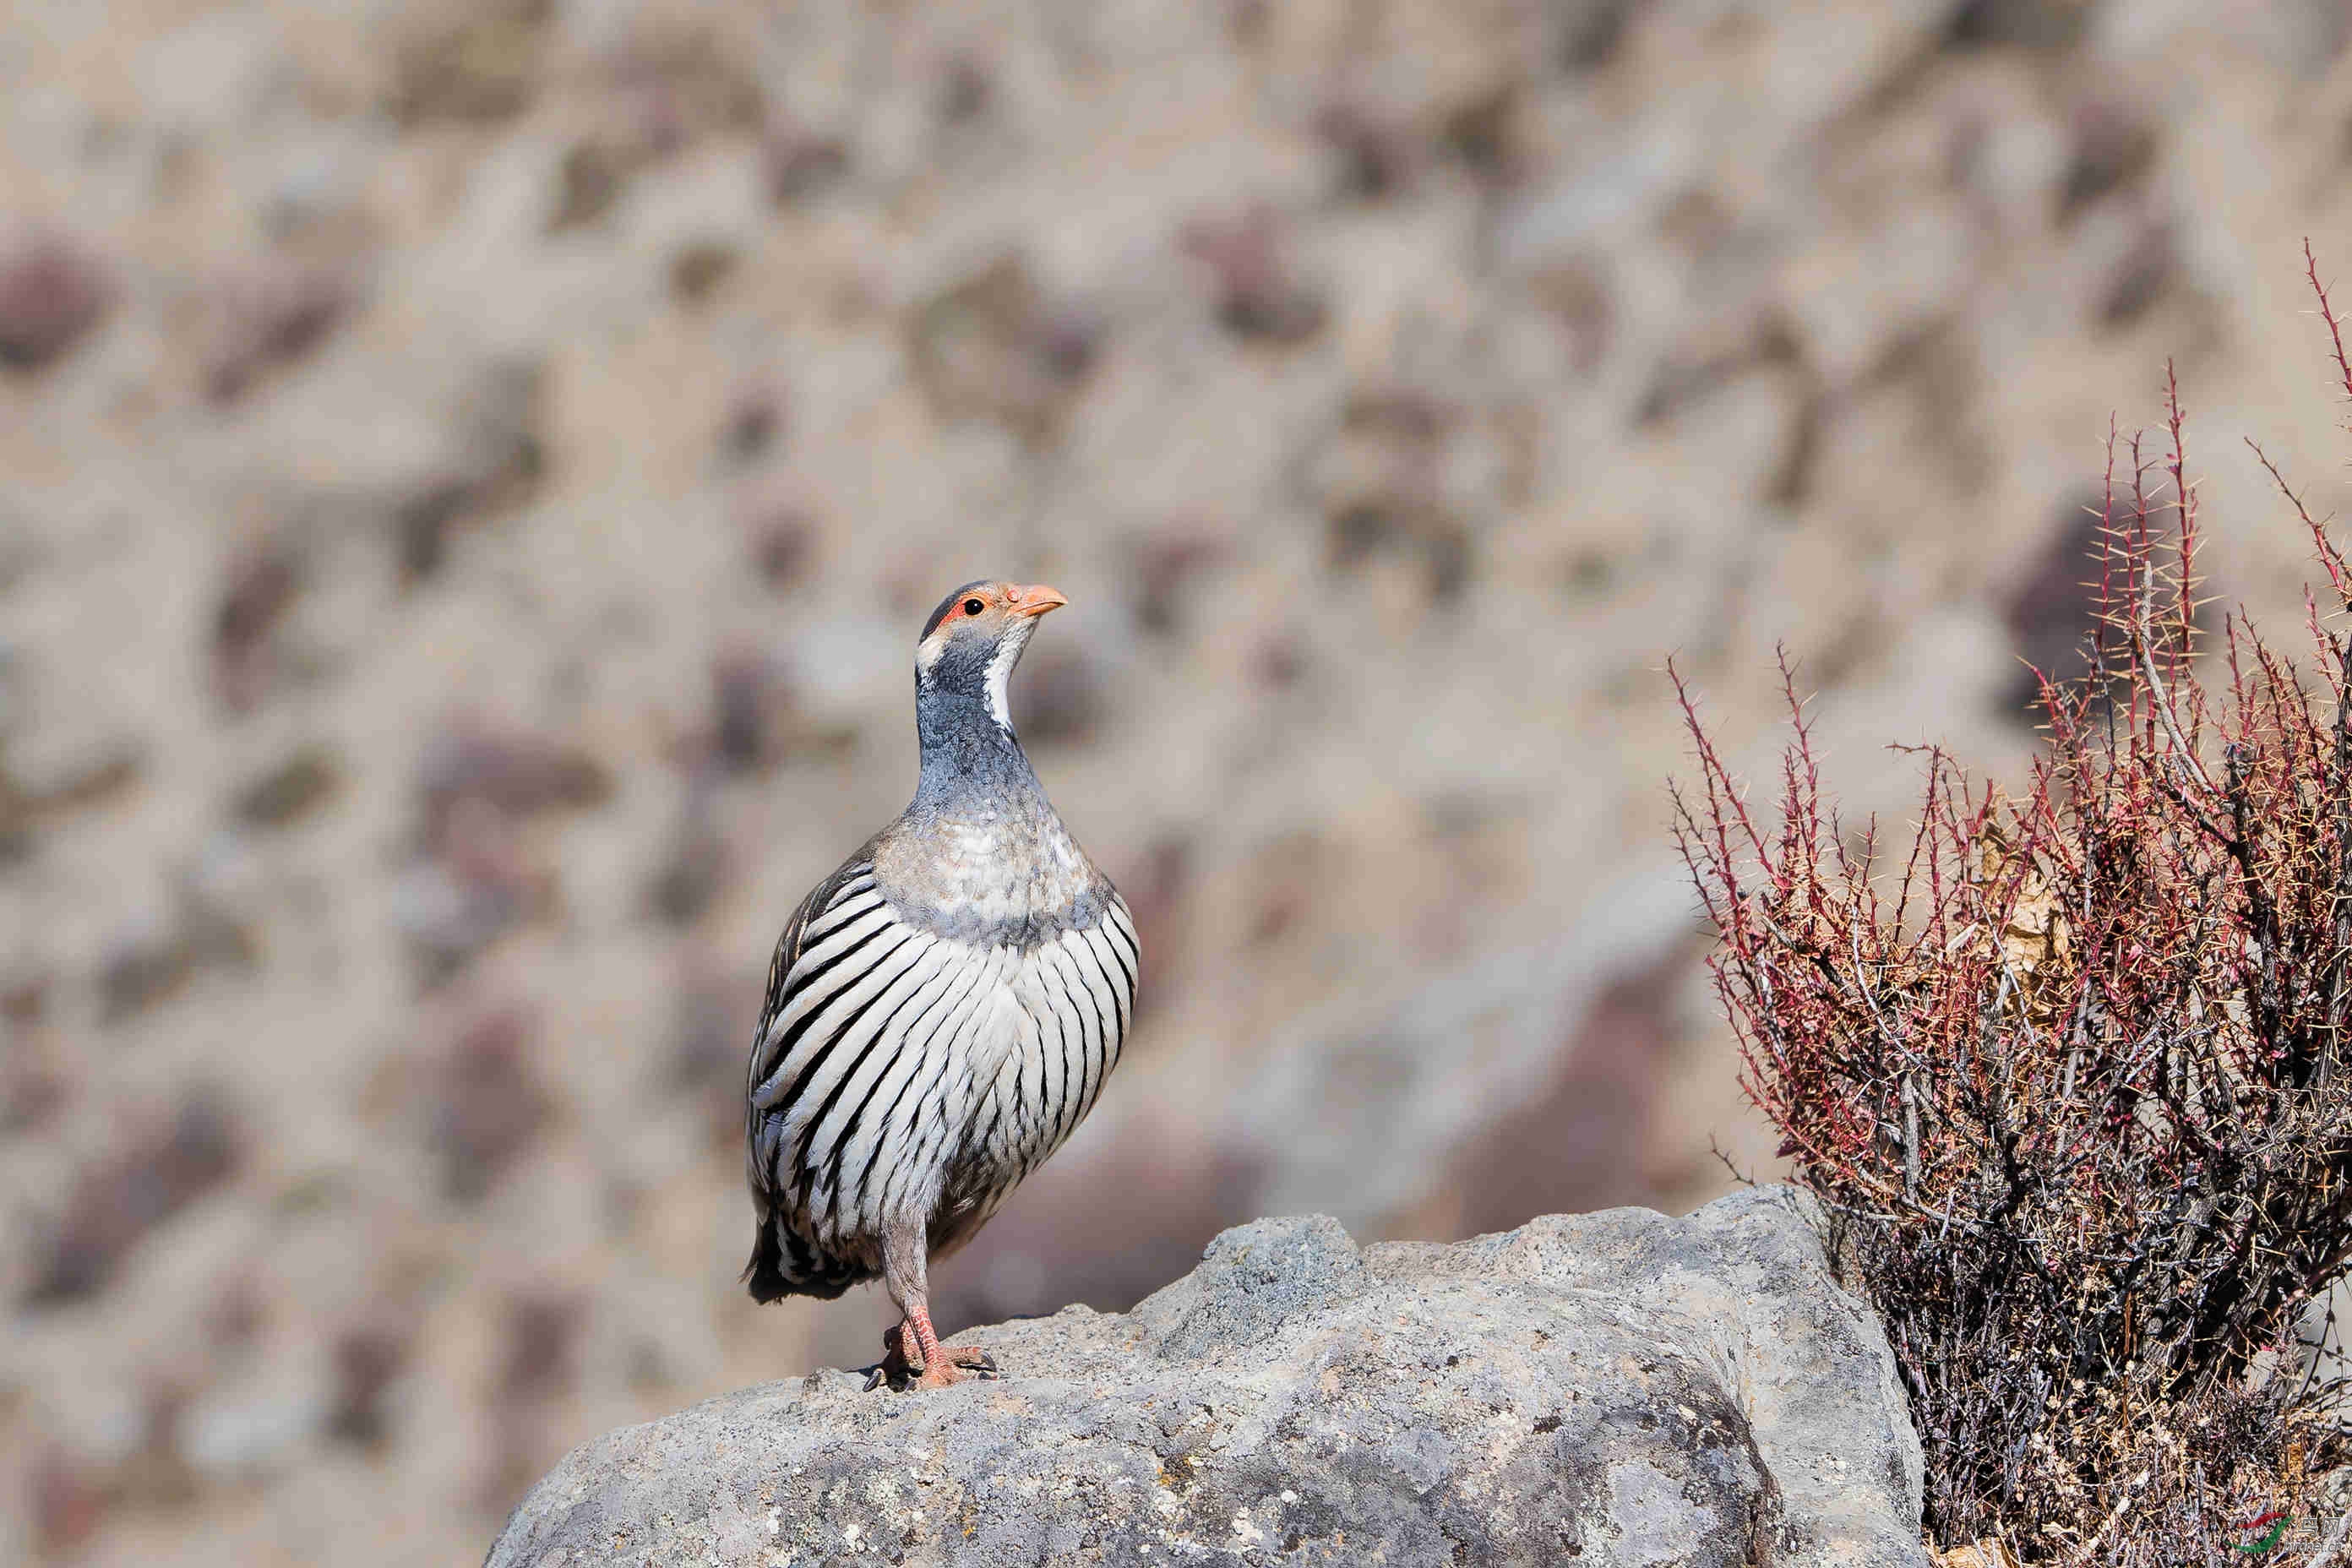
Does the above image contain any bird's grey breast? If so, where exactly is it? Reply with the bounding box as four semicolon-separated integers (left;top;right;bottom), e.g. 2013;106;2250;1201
871;800;1111;949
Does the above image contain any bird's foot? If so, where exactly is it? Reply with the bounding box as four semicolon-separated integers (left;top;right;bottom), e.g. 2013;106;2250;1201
868;1327;998;1391
910;1346;997;1390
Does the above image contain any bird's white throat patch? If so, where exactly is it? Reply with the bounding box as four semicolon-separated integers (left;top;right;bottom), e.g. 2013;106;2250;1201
983;619;1035;729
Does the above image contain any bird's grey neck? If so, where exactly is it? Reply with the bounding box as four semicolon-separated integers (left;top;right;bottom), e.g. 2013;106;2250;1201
885;683;1103;949
912;688;1047;813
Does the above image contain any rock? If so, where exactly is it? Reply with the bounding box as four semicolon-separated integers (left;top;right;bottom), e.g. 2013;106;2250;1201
386;0;550;126
200;257;353;404
666;241;737;308
232;745;342;828
391;357;547;582
1180;205;1326;346
325;1313;415;1447
486;1187;1926;1567
730;471;818;588
1004;642;1102;748
0;227;113;371
24;1096;243;1305
210;535;303;712
422;1001;549;1202
906;253;1102;444
761;117;850;204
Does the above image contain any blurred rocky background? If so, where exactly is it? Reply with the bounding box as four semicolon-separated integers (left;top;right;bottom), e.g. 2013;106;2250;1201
5;0;2352;1560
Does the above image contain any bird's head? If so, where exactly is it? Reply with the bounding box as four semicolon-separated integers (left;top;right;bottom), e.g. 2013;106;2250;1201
914;579;1069;729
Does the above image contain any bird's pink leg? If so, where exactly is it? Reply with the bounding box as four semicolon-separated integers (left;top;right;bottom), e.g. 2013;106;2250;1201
875;1223;997;1391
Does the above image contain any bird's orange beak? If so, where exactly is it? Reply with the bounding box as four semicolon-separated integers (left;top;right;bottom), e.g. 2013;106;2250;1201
1004;583;1069;618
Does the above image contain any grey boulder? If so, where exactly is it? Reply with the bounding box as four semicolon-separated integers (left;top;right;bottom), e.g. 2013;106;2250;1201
487;1186;1926;1566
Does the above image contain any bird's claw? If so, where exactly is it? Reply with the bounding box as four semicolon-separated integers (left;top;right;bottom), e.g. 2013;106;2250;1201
870;1337;999;1392
908;1348;999;1391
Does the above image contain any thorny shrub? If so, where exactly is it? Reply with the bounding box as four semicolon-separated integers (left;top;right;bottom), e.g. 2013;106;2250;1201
1675;249;2352;1565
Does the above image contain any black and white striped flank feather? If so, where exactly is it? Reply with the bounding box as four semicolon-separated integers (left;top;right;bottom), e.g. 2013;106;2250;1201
743;580;1136;1314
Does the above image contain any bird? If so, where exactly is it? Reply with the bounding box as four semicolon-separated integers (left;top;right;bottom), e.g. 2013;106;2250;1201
743;579;1138;1390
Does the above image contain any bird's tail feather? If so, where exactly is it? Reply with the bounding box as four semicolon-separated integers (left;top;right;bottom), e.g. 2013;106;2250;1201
743;1220;865;1303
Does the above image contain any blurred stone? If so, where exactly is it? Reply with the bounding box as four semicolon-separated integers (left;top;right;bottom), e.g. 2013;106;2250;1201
1245;829;1323;947
24;1095;242;1305
0;1028;70;1135
204;1271;268;1348
498;1289;582;1403
1768;382;1828;507
1251;630;1306;689
232;746;341;829
1317;385;1478;606
1440;82;1524;183
416;716;610;845
667;242;737;308
325;1314;414;1447
1315;98;1422;201
1527;256;1614;372
728;468;818;593
1998;486;2122;714
763;119;850;204
389;812;539;979
1126;521;1227;636
183;840;268;958
1557;0;1641;69
598;22;765;154
182;1380;318;1481
202;259;352;404
30;1443;107;1556
1005;642;1102;747
489;1191;1929;1568
1945;0;2093;49
1180;206;1326;345
549;140;630;233
4;964;49;1022
719;381;787;463
95;912;196;1021
118;1374;200;1508
667;959;754;1147
2097;217;2175;328
908;254;1102;444
0;226;112;371
1239;868;1700;1233
395;359;547;584
1402;944;1695;1239
3;724;141;818
1326;482;1467;611
935;51;994;127
211;536;302;712
708;647;793;773
388;0;551;125
645;780;729;928
2059;96;2157;222
425;1002;547;1202
1636;308;1800;426
93;864;260;1023
482;1288;585;1509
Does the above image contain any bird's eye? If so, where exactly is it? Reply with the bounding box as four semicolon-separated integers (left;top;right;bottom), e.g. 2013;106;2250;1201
962;598;985;616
